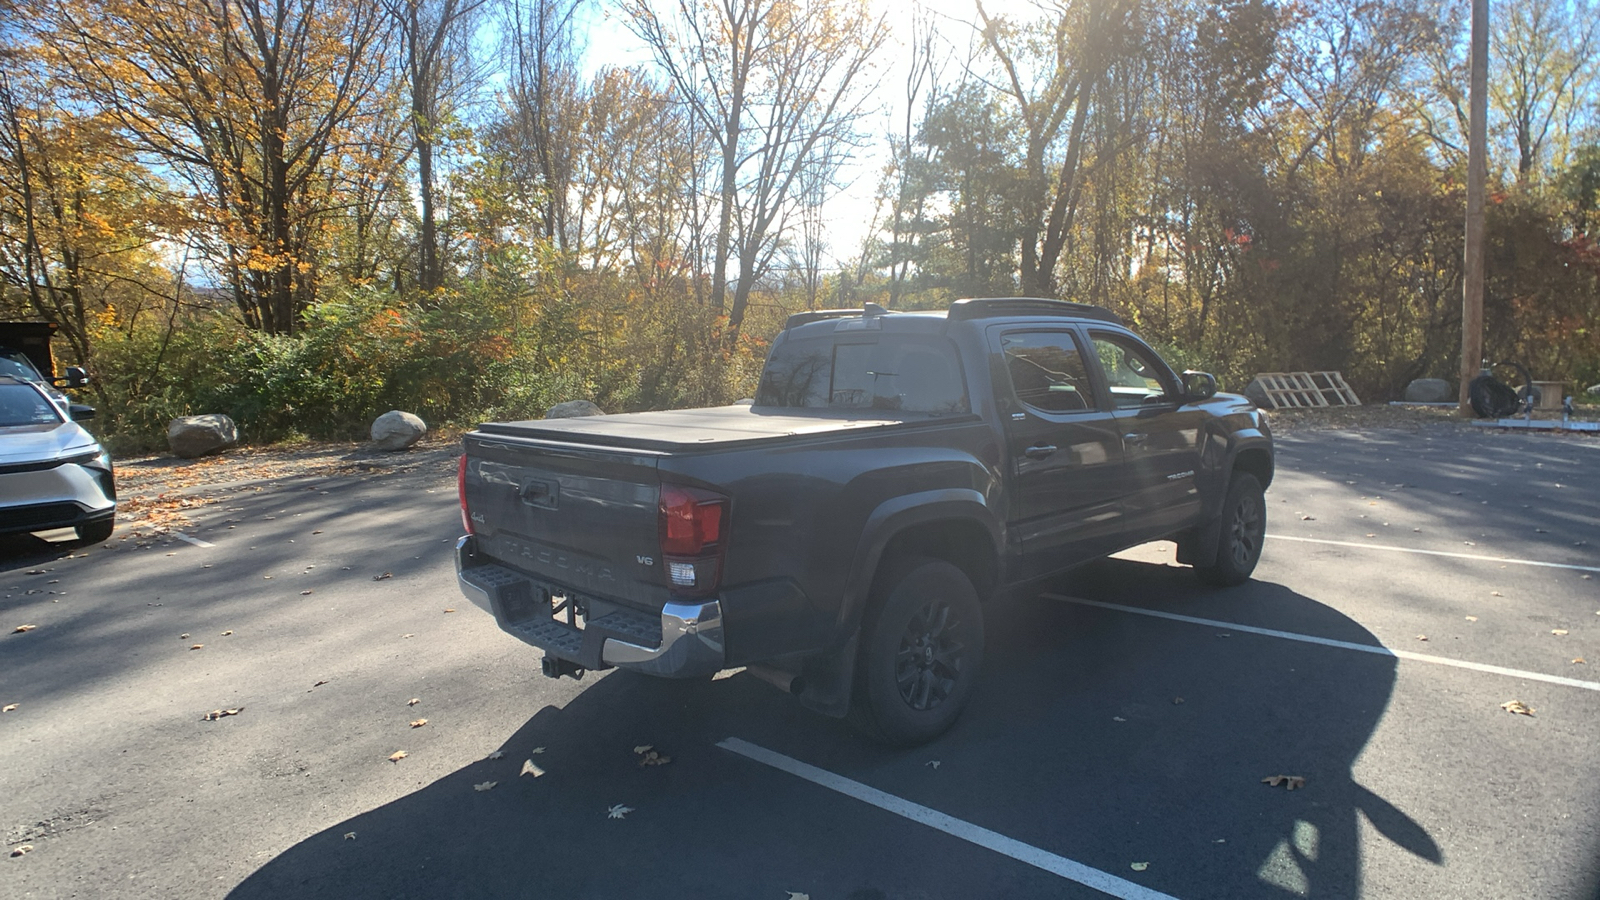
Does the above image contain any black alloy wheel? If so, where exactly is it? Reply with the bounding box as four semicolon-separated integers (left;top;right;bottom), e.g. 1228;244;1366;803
851;556;985;745
1197;472;1265;586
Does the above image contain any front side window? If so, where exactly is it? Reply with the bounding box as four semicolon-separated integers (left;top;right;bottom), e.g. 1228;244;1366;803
1091;333;1176;409
0;384;63;427
755;334;970;415
1001;331;1098;413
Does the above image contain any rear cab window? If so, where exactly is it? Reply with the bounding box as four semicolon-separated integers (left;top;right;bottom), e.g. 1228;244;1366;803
755;333;971;415
999;330;1102;413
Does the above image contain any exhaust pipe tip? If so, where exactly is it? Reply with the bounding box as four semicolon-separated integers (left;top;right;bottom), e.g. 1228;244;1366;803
746;665;805;696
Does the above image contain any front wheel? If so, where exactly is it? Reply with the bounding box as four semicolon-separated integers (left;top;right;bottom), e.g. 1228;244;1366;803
1196;473;1265;586
850;557;984;746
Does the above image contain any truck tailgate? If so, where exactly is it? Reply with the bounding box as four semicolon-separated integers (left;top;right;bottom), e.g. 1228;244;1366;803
463;433;663;606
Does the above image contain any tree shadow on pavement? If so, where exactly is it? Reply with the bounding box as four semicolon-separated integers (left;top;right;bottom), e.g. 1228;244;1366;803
226;558;1441;900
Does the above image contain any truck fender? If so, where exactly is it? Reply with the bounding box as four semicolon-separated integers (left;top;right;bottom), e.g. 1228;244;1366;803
1178;432;1273;567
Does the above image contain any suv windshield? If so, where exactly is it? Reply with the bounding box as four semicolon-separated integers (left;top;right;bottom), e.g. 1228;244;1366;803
0;349;44;382
0;382;63;427
755;333;970;415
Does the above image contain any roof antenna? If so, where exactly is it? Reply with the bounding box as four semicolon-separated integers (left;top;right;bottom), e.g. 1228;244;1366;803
863;302;888;317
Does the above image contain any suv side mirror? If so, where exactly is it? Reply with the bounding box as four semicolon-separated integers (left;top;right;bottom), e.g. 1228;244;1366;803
64;366;90;388
1182;371;1218;401
69;402;97;421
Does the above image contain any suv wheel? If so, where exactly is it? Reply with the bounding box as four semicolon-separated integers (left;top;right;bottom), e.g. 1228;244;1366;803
1196;473;1264;586
850;556;984;745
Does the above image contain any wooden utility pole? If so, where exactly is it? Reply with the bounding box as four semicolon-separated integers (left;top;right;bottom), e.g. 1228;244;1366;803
1459;0;1489;415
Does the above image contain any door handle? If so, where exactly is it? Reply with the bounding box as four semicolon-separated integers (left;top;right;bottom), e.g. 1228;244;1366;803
1024;444;1057;459
1122;433;1148;446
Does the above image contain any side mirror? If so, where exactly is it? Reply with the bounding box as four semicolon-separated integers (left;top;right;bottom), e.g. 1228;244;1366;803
65;366;90;388
1182;371;1218;401
69;403;96;421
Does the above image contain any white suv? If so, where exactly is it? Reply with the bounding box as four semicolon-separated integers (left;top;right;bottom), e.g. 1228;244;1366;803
0;375;116;543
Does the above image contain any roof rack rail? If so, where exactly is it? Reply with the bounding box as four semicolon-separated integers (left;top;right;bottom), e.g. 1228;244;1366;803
784;303;891;330
947;297;1122;325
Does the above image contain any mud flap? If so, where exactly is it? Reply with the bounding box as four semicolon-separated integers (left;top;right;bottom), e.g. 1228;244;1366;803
1176;514;1223;568
795;632;860;719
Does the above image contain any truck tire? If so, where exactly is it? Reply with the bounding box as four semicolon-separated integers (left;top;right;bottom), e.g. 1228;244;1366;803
1196;473;1264;587
850;556;984;745
76;517;114;545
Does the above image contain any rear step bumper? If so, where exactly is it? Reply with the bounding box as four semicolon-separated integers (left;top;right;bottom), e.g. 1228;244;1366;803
455;535;724;678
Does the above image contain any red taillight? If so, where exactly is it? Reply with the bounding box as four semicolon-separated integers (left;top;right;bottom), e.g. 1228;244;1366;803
659;484;729;596
458;454;473;534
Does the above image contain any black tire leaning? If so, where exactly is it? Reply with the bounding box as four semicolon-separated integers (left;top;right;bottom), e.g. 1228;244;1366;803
1196;473;1265;587
76;517;114;545
849;556;984;746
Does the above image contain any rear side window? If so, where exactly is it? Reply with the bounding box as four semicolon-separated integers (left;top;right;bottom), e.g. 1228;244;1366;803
755;334;970;415
0;383;62;427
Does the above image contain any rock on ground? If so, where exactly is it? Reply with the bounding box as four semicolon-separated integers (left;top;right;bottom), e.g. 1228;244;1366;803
167;414;239;459
545;400;604;418
1403;378;1453;402
370;410;427;451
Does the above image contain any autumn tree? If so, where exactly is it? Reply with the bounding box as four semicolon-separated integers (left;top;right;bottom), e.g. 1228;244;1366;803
623;0;889;339
35;0;391;334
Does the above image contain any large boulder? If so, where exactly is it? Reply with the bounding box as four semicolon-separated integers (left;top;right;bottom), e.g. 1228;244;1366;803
1242;377;1272;409
1403;378;1453;402
545;399;604;419
168;414;238;459
370;410;427;451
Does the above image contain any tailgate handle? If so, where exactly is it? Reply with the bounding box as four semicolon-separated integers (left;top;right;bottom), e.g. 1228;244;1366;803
519;479;557;508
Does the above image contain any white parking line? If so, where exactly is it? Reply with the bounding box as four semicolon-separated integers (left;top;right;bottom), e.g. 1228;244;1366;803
1044;595;1600;693
1267;534;1600;574
173;533;215;548
717;737;1181;900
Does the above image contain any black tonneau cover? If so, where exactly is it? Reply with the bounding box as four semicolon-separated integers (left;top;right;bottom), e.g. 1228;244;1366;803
474;405;970;453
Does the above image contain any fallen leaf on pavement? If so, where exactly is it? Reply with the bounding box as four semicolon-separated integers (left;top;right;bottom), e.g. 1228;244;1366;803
389;750;408;762
202;708;244;721
521;759;544;778
1300;515;1314;521
636;746;671;767
313;680;328;687
1572;658;1586;665
189;644;204;650
1466;616;1478;622
407;698;420;706
13;625;37;633
3;704;18;712
443;608;455;613
180;633;190;638
1172;697;1184;705
1131;861;1149;871
10;844;32;857
220;630;233;636
344;832;356;840
926;760;941;770
300;590;313;596
1262;775;1306;790
1501;700;1535;716
1552;629;1569;635
489;751;505;760
401;634;415;639
607;804;633;819
313;531;323;535
410;719;427;728
531;747;545;754
632;744;652;754
1491;591;1502;597
374;573;392;581
1416;635;1428;641
473;781;497;792
787;893;809;900
1113;716;1127;722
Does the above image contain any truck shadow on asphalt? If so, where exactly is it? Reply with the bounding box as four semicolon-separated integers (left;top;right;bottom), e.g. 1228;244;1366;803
227;558;1438;900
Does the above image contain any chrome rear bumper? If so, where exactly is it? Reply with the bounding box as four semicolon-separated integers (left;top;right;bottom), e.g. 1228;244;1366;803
455;535;724;677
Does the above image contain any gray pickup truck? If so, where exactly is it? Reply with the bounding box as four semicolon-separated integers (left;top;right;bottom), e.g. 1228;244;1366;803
455;298;1273;744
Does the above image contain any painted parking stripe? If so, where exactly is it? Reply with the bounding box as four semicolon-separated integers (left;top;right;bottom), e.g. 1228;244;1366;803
717;737;1181;900
1267;534;1600;574
1044;594;1600;693
173;533;215;548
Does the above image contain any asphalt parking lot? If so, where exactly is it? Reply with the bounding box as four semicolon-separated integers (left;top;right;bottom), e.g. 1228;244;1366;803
2;422;1598;899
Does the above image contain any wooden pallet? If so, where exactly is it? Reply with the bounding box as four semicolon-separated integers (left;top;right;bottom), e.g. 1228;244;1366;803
1254;372;1362;409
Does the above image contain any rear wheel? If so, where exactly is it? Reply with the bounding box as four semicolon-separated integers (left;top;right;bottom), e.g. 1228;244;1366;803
1196;473;1264;586
850;557;984;745
76;517;114;545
